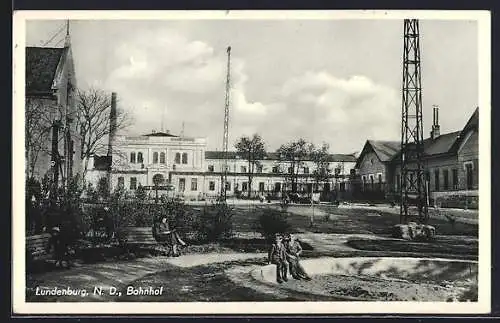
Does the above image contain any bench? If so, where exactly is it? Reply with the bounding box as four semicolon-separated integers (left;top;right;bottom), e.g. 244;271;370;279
116;227;166;257
26;233;52;262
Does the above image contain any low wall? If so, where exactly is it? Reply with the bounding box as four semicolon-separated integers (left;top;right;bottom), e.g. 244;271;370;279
252;256;478;286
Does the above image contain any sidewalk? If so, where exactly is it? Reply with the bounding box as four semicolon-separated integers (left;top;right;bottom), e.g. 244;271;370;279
27;252;266;301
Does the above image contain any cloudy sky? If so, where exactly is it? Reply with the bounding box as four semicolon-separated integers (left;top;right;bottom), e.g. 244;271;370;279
25;18;478;154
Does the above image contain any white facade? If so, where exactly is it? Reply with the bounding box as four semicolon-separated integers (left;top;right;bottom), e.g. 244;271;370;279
85;131;357;200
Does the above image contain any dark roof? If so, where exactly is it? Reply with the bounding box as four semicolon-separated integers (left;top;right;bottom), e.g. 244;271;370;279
143;131;179;137
367;140;400;162
93;156;112;171
422;131;461;156
204;151;356;162
26;47;65;94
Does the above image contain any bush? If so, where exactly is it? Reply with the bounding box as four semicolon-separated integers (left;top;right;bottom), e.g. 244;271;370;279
256;208;291;242
195;201;233;242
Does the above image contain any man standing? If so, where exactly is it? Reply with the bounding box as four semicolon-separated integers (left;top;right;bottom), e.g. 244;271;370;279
268;234;288;283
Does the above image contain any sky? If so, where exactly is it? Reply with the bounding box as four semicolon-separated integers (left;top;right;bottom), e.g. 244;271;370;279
25;18;479;154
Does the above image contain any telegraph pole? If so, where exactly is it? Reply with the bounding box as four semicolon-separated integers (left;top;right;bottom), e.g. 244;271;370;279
220;46;231;202
400;19;428;224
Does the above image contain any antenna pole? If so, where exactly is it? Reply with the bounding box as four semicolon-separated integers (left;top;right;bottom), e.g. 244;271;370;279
221;46;231;202
400;19;428;224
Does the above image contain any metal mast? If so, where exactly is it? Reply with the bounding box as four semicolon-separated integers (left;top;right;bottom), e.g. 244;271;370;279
400;19;428;224
221;46;231;201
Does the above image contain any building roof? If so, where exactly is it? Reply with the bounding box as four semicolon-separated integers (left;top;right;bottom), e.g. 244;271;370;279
143;131;179;137
356;108;479;166
204;151;357;162
367;140;401;162
26;47;65;95
422;131;461;156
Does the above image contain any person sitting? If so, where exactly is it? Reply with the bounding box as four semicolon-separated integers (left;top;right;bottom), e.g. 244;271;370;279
268;233;288;283
153;217;186;257
284;233;311;281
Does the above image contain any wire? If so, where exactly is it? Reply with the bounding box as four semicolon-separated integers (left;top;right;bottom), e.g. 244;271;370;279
41;23;66;47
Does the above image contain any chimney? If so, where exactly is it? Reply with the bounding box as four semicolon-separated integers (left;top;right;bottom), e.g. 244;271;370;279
430;105;440;140
107;92;117;156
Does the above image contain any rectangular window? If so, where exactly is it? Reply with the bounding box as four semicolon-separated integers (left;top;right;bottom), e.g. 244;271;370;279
257;165;263;173
208;165;214;172
191;178;197;191
434;169;440;191
182;153;188;164
130;177;137;190
465;163;474;190
226;181;231;191
443;169;449;190
452;169;459;190
240;166;247;173
395;174;400;191
130;152;136;164
339;182;346;192
179;178;186;192
153;152;158;164
259;182;265;192
288;167;293;174
137;153;143;163
118;177;124;188
242;182;248;191
369;175;374;190
272;166;279;173
274;182;281;192
175;153;181;164
209;181;215;191
303;167;309;174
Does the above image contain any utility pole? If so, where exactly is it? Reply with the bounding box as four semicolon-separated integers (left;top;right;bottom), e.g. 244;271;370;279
220;46;231;202
400;19;429;224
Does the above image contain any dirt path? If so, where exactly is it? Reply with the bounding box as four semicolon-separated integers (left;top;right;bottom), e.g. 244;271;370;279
27;252;266;302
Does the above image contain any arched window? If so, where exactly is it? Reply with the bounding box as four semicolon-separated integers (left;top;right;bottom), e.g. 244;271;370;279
153;174;164;186
130;152;136;164
182;152;188;164
137;152;143;163
153;152;159;164
160;152;166;164
175;153;181;164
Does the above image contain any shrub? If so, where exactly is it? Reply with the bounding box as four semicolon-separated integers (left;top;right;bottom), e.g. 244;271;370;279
256;208;291;242
195;201;233;242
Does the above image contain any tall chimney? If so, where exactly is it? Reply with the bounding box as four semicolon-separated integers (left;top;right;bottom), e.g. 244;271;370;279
107;92;117;157
430;105;440;140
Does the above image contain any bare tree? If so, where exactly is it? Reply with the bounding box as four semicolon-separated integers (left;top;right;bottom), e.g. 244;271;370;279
235;134;266;198
75;88;132;180
310;142;332;187
277;138;312;193
25;98;65;179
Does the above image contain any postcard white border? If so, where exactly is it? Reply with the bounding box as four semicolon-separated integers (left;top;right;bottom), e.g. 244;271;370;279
12;10;491;315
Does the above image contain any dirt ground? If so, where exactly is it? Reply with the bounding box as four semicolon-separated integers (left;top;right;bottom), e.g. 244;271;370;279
285;273;478;302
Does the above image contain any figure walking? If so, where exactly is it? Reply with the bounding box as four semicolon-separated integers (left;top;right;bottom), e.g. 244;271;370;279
46;226;72;268
268;234;288;283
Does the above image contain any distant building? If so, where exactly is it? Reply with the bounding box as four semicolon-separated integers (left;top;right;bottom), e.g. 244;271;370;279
85;130;357;200
355;107;479;203
25;34;81;184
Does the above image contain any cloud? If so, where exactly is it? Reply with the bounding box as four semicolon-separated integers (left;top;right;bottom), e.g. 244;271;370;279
100;27;399;154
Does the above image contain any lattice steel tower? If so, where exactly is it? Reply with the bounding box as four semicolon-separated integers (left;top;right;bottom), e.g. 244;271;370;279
400;19;429;224
220;46;231;201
